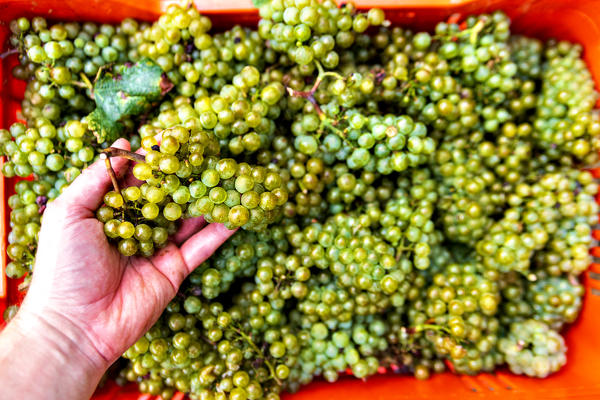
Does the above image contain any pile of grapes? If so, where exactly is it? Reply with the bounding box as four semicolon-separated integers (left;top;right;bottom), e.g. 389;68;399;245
2;1;600;399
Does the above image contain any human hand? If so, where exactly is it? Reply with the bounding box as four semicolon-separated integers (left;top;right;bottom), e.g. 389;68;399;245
9;138;235;388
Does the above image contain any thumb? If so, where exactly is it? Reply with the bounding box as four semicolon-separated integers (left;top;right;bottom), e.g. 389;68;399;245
59;138;131;213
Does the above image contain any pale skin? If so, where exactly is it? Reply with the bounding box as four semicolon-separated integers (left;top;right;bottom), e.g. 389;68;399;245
0;138;236;399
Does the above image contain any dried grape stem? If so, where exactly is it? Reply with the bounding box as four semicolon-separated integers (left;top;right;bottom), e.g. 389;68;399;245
103;147;146;162
100;153;120;193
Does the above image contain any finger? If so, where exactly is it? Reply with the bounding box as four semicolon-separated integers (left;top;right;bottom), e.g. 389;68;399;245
180;223;237;272
172;216;207;246
147;243;189;293
60;138;131;212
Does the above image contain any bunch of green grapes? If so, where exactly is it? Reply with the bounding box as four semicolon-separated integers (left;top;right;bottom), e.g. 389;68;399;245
257;0;385;67
134;5;214;81
134;4;271;96
0;118;103;182
533;40;600;162
366;170;439;256
98;187;175;257
526;274;584;330
188;227;287;299
285;318;385;389
311;112;435;174
498;319;566;378
437;12;516;106
498;271;532;325
308;66;383;111
98;126;288;255
499;270;584;330
353;113;435;173
528;170;598;276
259;136;336;218
4;180;44;280
285;212;413;300
291;269;413;329
407;259;503;374
475;208;548;274
509;35;543;80
480;123;534;195
14;16;138;74
296;280;358;324
122;289;295;400
382;30;477;136
504;36;541;117
140;68;285;155
326;166;379;214
432;136;497;245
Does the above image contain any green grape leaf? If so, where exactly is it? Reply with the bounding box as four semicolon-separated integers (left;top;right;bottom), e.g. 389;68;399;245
86;108;124;144
86;59;173;143
251;0;269;7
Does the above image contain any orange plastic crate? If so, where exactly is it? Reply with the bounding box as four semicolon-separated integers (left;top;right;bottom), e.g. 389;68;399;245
1;0;600;399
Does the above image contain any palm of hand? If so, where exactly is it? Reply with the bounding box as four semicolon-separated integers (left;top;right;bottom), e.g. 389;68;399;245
20;139;235;365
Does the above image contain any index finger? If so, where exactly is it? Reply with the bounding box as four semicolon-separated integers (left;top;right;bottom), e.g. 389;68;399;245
180;223;237;272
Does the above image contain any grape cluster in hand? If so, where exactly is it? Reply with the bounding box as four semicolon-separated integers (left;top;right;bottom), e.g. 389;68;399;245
3;1;600;399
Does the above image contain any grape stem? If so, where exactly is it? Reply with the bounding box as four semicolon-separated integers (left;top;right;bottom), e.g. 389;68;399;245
314;60;344;82
71;80;92;89
79;73;94;96
285;85;324;118
274;274;286;293
412;323;466;346
414;323;452;335
100;153;121;194
102;147;146;163
18;279;30;292
232;325;282;386
285;60;344;120
100;147;145;199
94;63;114;83
321;119;346;140
468;19;486;44
0;48;19;59
199;334;216;347
395;237;406;260
285;61;349;141
433;17;487;43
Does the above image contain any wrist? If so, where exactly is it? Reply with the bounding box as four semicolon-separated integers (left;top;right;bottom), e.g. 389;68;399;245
0;307;108;399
